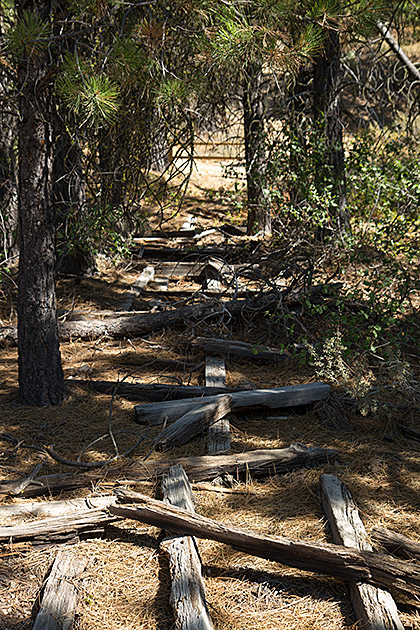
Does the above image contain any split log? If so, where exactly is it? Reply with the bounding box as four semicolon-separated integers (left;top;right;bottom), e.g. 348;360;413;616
67;379;234;401
372;527;420;563
157;395;232;450
193;337;290;363
161;465;213;629
0;506;119;543
110;488;420;602
123;444;339;483
205;356;230;454
0;495;114;519
32;549;88;630
117;265;155;311
320;474;403;630
134;382;330;425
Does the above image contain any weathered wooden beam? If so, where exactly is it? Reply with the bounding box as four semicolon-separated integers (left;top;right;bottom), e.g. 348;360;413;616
194;337;289;363
205;356;230;454
319;474;403;630
110;488;420;602
157;395;232;451
134;382;330;425
32;549;88;630
0;506;119;543
0;495;114;519
372;527;420;563
123;444;338;483
117;265;155;311
67;379;234;401
161;465;213;629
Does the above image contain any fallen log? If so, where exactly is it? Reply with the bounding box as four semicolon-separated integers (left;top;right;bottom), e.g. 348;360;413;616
320;474;403;630
0;445;337;498
117;265;155;311
110;488;420;602
161;465;214;629
0;506;119;543
193;337;290;363
67;379;235;401
0;286;340;345
372;527;420;563
134;382;330;425
32;549;88;630
123;444;339;483
157;395;232;450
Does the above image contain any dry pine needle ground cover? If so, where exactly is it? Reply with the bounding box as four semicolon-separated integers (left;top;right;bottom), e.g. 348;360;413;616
1;167;420;630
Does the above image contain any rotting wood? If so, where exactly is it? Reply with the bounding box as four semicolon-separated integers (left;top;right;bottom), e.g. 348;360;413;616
117;265;155;311
157;395;232;451
319;474;403;630
193;337;290;363
32;548;87;630
7;462;44;496
110;487;420;602
0;506;119;542
134;382;331;425
205;356;230;454
67;379;234;401
161;464;214;630
136;246;228;261
0;285;341;345
0;445;338;498
372;527;420;563
123;444;339;482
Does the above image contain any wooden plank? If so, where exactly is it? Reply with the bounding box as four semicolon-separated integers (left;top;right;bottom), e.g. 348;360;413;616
134;382;331;425
157;395;232;451
161;465;213;629
205;357;226;388
319;474;403;630
110;488;420;602
372;527;420;562
117;265;155;311
32;549;87;630
151;276;169;292
205;357;230;454
193;337;289;363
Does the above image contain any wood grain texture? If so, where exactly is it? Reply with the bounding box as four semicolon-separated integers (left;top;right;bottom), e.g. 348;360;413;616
372;527;420;562
135;382;330;425
319;474;403;630
111;488;420;602
32;549;87;630
161;465;213;629
157;395;232;451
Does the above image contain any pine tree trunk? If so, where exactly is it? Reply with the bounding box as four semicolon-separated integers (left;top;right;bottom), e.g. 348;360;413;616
16;0;66;406
0;14;18;259
313;30;349;235
243;63;270;236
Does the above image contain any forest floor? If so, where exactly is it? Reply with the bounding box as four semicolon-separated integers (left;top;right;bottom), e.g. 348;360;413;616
0;161;420;630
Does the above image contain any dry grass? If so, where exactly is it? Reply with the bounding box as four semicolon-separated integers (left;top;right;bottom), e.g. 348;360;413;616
1;169;420;630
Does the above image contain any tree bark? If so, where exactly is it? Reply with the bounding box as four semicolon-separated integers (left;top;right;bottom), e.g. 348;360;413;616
16;0;66;406
372;527;420;563
313;30;349;235
111;488;420;602
0;13;18;260
243;62;270;236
